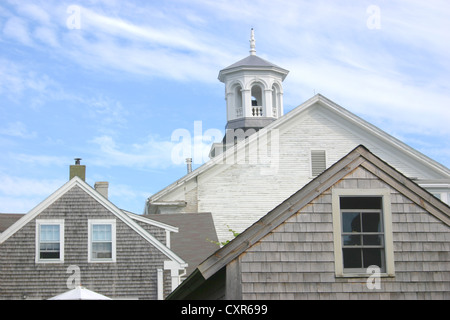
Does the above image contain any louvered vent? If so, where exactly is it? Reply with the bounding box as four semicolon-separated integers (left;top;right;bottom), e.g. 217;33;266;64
311;150;326;176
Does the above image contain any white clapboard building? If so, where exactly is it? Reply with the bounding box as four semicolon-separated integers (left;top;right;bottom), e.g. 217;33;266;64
145;31;450;244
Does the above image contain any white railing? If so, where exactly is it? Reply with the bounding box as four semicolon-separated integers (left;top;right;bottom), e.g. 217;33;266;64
252;107;263;116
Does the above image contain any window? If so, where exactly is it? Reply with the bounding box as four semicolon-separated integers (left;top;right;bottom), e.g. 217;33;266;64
36;220;64;263
311;150;326;177
88;220;116;262
332;189;394;277
340;197;385;273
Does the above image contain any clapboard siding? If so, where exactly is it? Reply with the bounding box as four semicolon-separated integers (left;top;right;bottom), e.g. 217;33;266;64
0;185;170;300
168;106;448;244
238;167;450;299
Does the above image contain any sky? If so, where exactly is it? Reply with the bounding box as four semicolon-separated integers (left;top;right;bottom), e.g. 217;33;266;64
0;0;449;214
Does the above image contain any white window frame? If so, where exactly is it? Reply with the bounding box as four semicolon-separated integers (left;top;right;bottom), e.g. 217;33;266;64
88;219;116;263
35;219;64;264
332;189;395;277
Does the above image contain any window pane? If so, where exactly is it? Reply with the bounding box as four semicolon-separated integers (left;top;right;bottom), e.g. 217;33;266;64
343;235;361;246
363;248;383;269
40;225;60;241
40;251;60;259
340;197;382;209
92;242;112;259
363;235;383;246
343;248;362;268
342;212;360;232
362;212;381;232
40;243;60;259
40;243;60;251
92;224;112;241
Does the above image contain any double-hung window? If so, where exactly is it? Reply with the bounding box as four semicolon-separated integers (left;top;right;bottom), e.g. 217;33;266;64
88;220;116;262
340;197;385;272
36;220;64;263
332;189;395;277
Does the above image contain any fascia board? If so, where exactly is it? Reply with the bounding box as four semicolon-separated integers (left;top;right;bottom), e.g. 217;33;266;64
0;177;80;244
124;211;179;233
316;96;450;178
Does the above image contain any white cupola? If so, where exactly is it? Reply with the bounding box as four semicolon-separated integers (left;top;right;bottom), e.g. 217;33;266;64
218;29;289;132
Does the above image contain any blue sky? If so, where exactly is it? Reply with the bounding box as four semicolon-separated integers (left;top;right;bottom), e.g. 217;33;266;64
0;0;449;214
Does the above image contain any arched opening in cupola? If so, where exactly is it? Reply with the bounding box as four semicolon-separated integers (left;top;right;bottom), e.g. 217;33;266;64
251;84;263;116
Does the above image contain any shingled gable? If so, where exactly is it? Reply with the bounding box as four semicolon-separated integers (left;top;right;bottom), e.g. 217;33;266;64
0;176;186;267
147;94;450;213
167;145;450;299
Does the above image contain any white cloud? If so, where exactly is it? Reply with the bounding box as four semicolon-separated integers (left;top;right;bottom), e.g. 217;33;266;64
9;153;68;167
0;196;40;213
89;127;219;170
284;57;450;137
0;58;66;106
15;2;51;25
90;135;176;169
85;96;128;128
0;0;448;182
108;183;149;203
0;173;64;197
56;5;230;82
34;26;59;47
0;121;37;139
2;16;33;45
0;173;65;213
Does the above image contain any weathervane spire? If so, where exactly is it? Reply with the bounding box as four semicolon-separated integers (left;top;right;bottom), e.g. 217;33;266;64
249;28;256;56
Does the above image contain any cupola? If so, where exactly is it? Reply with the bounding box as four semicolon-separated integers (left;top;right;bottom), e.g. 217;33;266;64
218;29;289;132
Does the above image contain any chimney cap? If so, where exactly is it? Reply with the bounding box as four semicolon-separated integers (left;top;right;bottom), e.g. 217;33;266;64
74;158;82;165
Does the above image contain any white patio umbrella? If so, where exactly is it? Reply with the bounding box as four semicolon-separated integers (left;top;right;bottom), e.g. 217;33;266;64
48;285;112;300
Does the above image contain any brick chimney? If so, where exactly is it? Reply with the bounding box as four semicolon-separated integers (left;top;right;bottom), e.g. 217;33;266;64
69;158;86;181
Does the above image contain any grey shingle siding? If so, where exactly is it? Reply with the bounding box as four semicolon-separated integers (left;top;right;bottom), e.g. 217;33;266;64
238;167;450;299
0;185;171;300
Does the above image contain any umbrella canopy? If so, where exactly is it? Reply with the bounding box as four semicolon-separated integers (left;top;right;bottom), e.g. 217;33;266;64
48;285;112;300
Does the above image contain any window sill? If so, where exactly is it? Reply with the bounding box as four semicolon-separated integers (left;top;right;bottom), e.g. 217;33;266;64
88;260;116;263
36;260;64;264
336;273;395;279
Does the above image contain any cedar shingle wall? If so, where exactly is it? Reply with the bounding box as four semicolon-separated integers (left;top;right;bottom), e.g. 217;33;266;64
0;185;170;300
239;167;450;299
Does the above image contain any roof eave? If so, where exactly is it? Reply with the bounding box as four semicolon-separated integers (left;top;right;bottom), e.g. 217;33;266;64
218;65;289;82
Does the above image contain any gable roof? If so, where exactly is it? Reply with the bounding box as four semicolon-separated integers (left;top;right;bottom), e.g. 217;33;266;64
167;145;450;299
0;176;187;267
148;94;450;209
145;212;219;277
0;214;24;233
